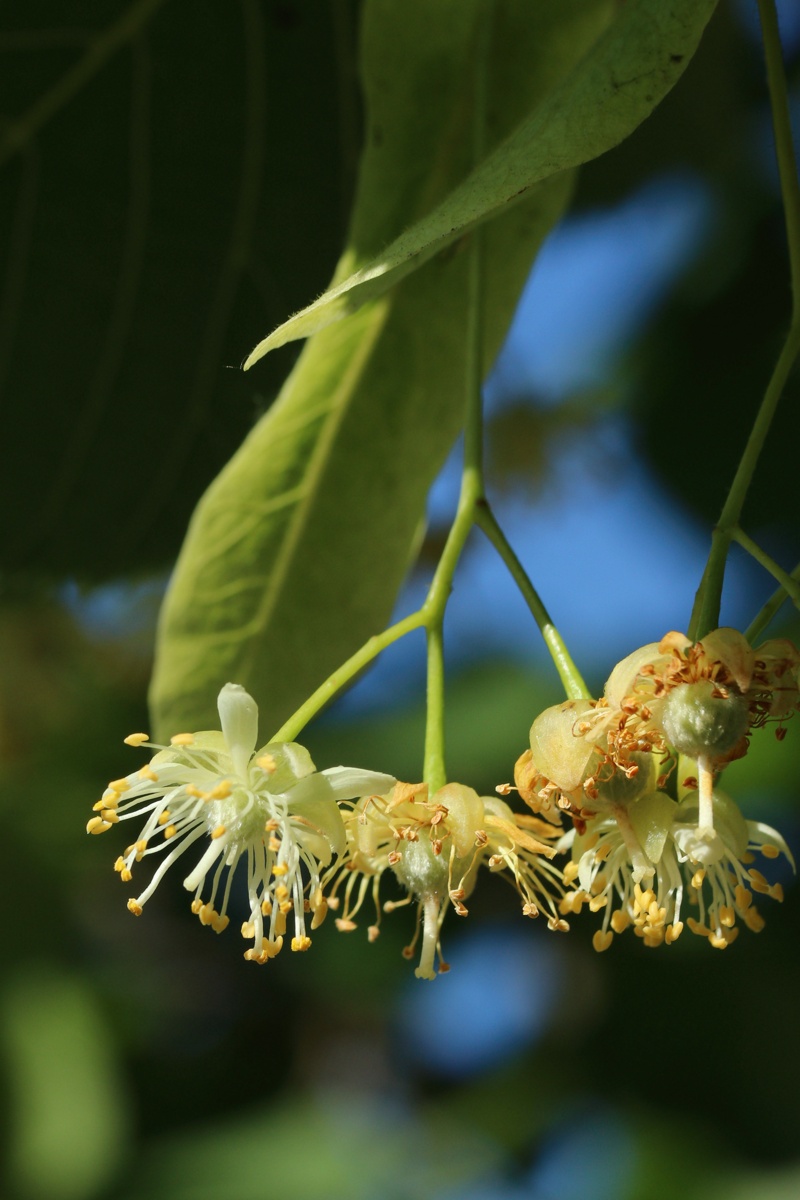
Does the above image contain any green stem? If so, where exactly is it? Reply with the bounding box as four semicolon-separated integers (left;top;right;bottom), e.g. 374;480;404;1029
689;1;800;641
474;502;590;700
745;559;800;643
423;624;447;793
731;527;800;606
758;0;800;307
689;312;800;642
270;610;425;743
420;9;490;791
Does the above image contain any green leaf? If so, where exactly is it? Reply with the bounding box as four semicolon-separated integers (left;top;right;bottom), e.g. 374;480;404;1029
150;0;613;737
244;0;719;367
1;967;129;1200
0;0;357;579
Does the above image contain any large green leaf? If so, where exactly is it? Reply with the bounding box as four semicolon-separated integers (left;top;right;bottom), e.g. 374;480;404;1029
244;0;719;367
150;0;614;738
0;0;357;579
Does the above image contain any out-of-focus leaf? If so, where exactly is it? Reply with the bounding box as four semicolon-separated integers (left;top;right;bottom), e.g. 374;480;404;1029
244;0;719;367
1;967;129;1200
0;0;356;579
120;1094;502;1200
150;0;614;737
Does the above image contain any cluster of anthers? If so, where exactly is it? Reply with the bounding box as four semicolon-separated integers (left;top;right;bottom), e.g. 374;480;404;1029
88;628;797;976
510;628;797;952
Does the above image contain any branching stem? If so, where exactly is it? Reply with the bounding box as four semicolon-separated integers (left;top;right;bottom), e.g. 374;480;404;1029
689;0;800;641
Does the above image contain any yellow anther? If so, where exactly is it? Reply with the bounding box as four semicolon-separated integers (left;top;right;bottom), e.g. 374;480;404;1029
719;905;736;928
108;778;131;794
138;764;159;782
92;799;106;811
241;922;255;938
256;754;276;774
100;809;119;823
100;793;119;809
691;869;706;889
368;925;380;942
212;914;229;933
747;868;770;894
266;935;283;959
124;732;150;747
741;851;755;864
291;935;312;952
268;836;281;852
686;917;711;937
279;900;292;915
135;839;147;853
86;816;110;834
157;810;171;825
121;868;132;883
665;921;683;943
261;898;272;916
610;910;630;934
185;784;206;798
761;843;780;859
594;842;612;863
563;861;579;884
310;900;328;930
743;907;766;932
114;856;125;872
592;929;613;953
164;824;178;839
209;780;232;799
190;898;203;914
274;910;287;937
769;883;784;902
274;884;289;901
335;918;358;932
211;825;226;840
198;903;215;926
243;947;268;964
272;863;288;877
734;884;753;909
127;899;143;916
588;894;608;913
708;933;729;950
170;733;194;746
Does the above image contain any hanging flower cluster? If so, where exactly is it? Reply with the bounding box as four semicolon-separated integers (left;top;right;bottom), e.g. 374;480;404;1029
88;628;797;976
513;628;797;952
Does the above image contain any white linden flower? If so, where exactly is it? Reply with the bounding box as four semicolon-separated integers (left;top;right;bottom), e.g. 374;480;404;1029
87;683;394;962
559;789;793;951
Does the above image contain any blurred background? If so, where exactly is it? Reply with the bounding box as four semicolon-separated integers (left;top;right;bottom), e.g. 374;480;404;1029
2;2;800;1198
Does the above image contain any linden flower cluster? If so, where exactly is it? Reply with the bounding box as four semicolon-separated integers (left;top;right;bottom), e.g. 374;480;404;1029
88;683;394;962
89;684;569;978
89;627;797;976
512;628;797;952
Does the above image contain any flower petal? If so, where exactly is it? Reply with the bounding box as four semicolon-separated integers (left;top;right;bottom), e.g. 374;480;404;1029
318;766;396;801
217;684;259;778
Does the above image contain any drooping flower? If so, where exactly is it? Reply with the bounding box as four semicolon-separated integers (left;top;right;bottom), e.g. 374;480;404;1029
323;781;567;980
87;683;394;962
513;628;798;952
559;788;793;951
